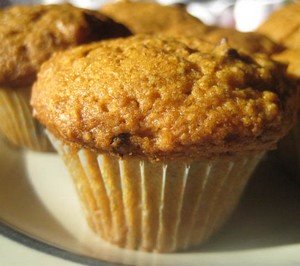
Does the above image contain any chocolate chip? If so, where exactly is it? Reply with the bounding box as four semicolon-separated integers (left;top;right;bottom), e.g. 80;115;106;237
111;133;131;154
227;48;240;59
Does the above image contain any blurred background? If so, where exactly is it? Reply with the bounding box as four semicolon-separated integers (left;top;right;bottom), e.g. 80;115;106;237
0;0;295;31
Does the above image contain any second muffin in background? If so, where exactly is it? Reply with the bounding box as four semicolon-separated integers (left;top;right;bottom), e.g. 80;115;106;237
32;35;297;252
101;1;208;37
0;4;131;151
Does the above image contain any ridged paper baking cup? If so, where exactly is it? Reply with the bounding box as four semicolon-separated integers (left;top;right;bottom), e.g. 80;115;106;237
0;87;51;151
48;134;264;253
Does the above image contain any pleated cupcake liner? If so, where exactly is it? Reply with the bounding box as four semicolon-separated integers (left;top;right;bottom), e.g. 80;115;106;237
48;133;264;253
0;87;52;151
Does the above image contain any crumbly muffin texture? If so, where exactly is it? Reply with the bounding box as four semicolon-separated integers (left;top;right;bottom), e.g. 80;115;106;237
101;1;207;37
32;35;297;160
0;4;131;87
257;2;300;49
204;27;283;55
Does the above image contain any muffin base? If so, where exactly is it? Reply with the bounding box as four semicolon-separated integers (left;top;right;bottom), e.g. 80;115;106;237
49;134;264;253
0;87;51;151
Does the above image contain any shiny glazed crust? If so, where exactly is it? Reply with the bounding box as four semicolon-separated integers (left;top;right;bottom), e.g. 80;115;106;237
32;35;298;160
0;4;131;87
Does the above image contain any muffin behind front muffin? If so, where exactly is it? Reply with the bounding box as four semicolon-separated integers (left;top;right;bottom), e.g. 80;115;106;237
0;4;131;151
203;27;283;56
101;1;208;37
101;0;282;56
32;35;297;252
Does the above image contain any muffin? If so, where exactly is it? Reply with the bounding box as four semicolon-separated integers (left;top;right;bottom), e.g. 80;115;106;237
273;49;300;178
0;4;131;151
203;27;283;55
257;2;300;49
32;35;297;252
258;2;300;178
101;1;208;37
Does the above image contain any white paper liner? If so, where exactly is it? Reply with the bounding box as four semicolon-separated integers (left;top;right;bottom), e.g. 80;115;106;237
0;87;52;151
48;133;264;253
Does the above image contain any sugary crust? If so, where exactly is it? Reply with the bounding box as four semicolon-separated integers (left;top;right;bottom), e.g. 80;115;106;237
257;3;300;49
204;27;283;55
101;1;207;37
0;4;131;87
32;35;298;160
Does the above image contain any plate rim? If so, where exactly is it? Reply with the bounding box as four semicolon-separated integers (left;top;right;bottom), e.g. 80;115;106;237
0;219;118;266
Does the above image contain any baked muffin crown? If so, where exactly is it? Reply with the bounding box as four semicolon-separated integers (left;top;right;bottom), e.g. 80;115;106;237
101;1;207;36
257;2;300;49
0;4;131;87
204;27;283;55
32;35;298;160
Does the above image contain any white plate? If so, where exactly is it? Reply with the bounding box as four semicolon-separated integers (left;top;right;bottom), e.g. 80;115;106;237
0;137;300;266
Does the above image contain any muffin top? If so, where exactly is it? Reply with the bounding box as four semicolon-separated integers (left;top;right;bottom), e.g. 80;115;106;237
204;27;282;55
101;1;207;37
0;4;131;87
257;3;300;49
32;35;297;160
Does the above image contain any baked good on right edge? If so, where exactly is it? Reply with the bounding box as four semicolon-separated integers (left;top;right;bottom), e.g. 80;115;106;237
272;49;300;177
257;2;300;50
31;35;298;252
258;2;300;178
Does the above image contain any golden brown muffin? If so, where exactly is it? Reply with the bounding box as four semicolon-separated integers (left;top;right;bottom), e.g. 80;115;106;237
204;27;283;55
33;35;298;253
0;4;131;151
101;1;207;37
257;2;300;49
0;4;131;87
32;35;297;160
